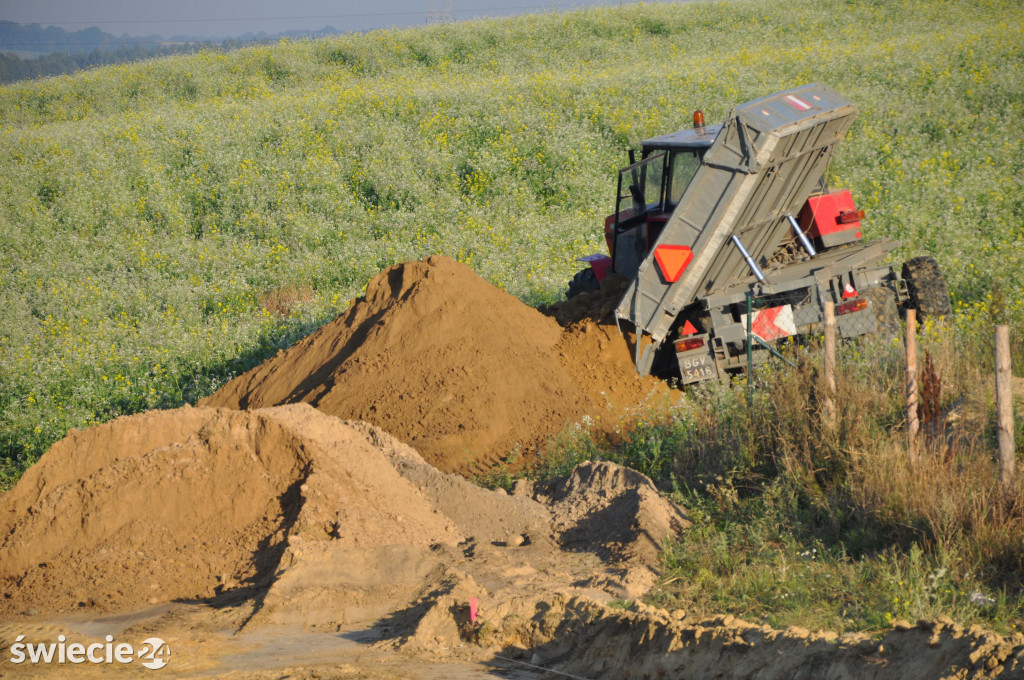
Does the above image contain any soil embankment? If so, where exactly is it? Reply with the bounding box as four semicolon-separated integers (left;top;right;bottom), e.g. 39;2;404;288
0;404;687;621
202;256;667;474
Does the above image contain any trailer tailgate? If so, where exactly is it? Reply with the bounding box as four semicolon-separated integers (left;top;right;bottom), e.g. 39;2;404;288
616;83;858;374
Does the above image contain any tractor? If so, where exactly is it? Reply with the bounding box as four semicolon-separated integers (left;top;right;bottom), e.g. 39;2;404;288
568;83;951;384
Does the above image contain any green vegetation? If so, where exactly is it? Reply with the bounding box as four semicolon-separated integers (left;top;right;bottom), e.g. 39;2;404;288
514;329;1024;634
1;0;1021;638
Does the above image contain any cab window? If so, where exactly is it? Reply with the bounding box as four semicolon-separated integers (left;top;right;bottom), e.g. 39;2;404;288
668;151;701;204
614;152;666;227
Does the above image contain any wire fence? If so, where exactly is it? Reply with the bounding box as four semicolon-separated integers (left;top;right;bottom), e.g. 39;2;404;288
739;290;880;404
738;293;1016;483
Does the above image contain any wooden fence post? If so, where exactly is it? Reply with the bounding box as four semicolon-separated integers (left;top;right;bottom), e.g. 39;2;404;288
995;325;1015;486
906;309;919;464
823;301;836;428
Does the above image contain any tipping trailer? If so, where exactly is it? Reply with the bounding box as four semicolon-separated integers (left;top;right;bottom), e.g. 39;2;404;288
569;83;951;383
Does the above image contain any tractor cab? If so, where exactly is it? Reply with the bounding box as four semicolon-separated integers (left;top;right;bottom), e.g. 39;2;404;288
605;117;722;279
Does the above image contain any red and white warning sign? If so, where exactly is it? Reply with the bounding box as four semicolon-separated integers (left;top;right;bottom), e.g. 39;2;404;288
784;94;812;111
740;304;797;342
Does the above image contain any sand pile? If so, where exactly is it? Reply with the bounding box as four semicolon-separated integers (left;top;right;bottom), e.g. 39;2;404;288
541;272;632;326
0;407;307;613
527;461;690;567
0;404;687;620
0;405;460;616
202;256;668;474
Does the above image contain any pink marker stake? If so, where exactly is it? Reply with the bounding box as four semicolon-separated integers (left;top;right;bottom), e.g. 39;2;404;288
469;597;478;624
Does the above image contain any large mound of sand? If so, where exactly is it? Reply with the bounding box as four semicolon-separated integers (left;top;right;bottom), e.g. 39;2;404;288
0;404;687;619
0;406;461;615
201;256;668;474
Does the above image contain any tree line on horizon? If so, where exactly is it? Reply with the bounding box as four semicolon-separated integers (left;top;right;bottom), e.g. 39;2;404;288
1;42;255;84
0;20;343;84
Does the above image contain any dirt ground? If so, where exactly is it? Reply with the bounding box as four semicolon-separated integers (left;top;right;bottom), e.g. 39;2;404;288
2;404;1022;679
0;404;689;676
3;256;1023;678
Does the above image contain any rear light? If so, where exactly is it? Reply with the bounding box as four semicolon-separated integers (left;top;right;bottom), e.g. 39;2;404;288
837;209;866;224
835;298;868;315
675;337;705;352
693;110;705;128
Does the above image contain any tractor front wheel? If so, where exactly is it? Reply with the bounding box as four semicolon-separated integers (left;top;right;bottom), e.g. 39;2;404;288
566;267;600;299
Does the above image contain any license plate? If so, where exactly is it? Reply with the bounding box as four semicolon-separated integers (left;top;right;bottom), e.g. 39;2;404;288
678;352;718;384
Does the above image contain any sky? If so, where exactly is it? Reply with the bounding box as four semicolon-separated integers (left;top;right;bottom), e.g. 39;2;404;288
0;0;647;39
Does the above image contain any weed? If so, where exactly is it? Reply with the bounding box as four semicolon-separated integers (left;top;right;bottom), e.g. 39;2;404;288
260;284;314;318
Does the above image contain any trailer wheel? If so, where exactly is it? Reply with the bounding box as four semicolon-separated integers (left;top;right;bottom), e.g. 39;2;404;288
566;267;599;299
868;285;900;337
902;256;952;318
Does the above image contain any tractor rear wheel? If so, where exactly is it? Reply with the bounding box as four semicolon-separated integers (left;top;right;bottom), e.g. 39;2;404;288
902;256;952;318
566;267;599;299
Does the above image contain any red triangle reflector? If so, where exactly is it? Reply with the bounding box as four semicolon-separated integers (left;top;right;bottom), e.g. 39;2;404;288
654;245;693;283
681;320;698;336
842;283;858;299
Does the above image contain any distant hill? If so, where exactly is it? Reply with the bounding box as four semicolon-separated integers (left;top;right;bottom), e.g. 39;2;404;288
0;20;164;56
0;20;342;83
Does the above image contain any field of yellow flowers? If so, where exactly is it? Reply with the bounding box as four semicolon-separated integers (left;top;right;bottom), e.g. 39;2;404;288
0;0;1022;484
